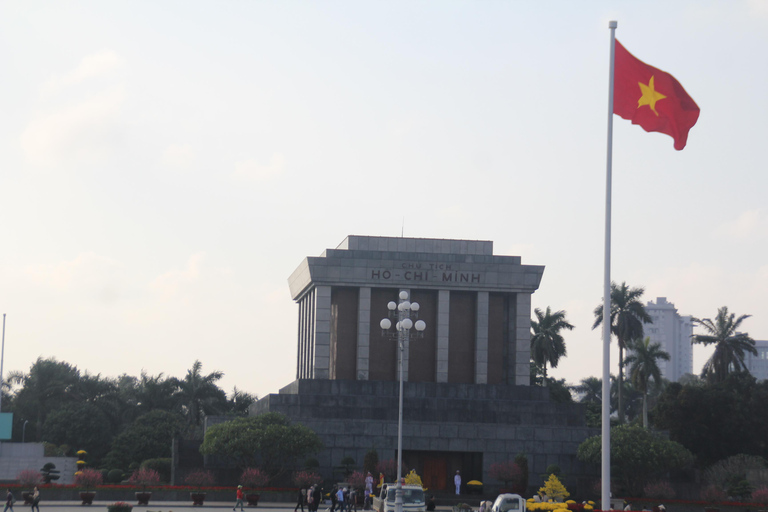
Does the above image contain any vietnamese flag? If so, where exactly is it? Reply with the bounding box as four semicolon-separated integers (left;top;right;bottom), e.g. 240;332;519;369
613;39;700;150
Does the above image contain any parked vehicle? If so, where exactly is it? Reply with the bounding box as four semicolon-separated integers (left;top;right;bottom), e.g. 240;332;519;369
372;484;426;512
491;494;526;512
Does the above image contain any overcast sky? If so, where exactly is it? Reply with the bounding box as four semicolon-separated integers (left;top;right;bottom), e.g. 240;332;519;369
1;1;766;400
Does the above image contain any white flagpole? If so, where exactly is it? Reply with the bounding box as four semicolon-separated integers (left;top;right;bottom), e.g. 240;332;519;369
602;20;617;511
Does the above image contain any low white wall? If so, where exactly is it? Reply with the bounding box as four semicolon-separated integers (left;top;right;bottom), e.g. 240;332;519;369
0;443;78;484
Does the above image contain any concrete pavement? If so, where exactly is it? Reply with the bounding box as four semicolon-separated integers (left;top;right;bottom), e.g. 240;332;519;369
15;503;456;512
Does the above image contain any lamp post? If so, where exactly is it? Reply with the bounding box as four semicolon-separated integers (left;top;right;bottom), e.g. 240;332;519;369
380;290;426;512
22;420;29;443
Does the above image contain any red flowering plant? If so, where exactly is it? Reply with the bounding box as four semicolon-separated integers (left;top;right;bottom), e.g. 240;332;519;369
129;468;161;493
752;487;768;504
643;481;676;500
293;470;323;489
240;468;269;491
488;461;523;492
75;468;104;492
701;485;727;503
184;470;215;490
16;469;43;488
376;460;407;483
346;471;366;493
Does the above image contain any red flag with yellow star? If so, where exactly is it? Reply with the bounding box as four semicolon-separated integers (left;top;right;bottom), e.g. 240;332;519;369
613;40;700;150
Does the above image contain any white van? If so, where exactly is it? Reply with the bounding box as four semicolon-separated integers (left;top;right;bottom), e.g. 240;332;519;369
372;484;426;512
491;494;526;512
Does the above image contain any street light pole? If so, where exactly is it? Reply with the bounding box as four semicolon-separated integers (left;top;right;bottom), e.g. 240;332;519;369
22;420;29;443
380;290;426;512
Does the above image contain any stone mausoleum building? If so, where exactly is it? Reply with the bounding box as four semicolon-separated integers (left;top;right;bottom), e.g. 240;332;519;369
249;236;595;492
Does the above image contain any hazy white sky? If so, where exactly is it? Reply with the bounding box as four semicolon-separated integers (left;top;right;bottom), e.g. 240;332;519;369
1;1;766;399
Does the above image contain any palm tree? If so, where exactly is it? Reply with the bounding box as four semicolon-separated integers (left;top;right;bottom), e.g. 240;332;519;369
572;376;602;404
173;360;227;428
592;281;652;423
624;337;670;428
692;306;757;383
531;307;574;386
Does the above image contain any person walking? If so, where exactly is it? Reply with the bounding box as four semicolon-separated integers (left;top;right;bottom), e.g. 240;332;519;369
30;487;39;512
4;490;15;512
348;487;357;512
336;487;346;512
330;485;339;512
453;471;461;495
295;488;306;512
233;485;244;511
312;485;322;512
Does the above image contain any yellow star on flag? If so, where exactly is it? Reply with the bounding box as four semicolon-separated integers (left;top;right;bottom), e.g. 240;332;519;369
637;75;667;116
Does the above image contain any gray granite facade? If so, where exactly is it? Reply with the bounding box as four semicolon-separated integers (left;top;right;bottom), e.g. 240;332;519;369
250;379;597;493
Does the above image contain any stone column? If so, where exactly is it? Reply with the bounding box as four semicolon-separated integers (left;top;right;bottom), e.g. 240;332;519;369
475;291;489;384
436;290;450;383
515;292;532;385
296;296;304;379
356;287;371;380
314;285;332;379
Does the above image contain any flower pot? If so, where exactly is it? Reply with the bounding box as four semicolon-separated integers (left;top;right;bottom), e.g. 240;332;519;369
136;492;152;505
80;491;96;505
191;492;207;506
108;505;134;512
246;493;261;506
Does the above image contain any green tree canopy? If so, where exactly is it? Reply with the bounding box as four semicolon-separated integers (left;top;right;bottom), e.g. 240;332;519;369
42;402;113;461
8;357;81;441
104;410;184;470
200;412;323;479
653;372;768;465
577;423;693;496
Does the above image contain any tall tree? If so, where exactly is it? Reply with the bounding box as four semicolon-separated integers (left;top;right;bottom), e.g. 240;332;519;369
692;306;757;383
8;357;81;440
624;337;670;428
173;360;227;429
135;372;181;416
227;387;258;416
530;307;574;386
592;281;652;423
572;376;603;428
572;376;602;404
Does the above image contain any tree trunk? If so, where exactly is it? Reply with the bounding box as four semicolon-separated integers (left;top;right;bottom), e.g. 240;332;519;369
642;391;648;428
618;345;625;424
542;365;548;386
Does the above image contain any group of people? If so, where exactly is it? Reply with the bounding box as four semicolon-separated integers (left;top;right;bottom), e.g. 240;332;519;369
293;484;357;512
4;487;40;512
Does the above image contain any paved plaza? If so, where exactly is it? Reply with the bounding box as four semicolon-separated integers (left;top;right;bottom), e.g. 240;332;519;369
19;502;456;512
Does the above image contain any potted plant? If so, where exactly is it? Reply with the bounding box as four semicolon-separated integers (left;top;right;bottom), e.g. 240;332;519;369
241;468;270;506
15;469;42;505
107;502;133;512
75;468;103;505
185;469;215;506
129;468;161;505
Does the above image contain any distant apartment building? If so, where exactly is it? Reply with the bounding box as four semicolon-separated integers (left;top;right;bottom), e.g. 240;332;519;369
744;339;768;381
642;297;693;382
